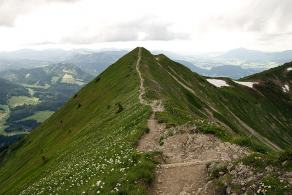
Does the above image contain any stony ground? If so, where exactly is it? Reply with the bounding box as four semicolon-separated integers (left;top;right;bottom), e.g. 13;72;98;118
136;47;250;195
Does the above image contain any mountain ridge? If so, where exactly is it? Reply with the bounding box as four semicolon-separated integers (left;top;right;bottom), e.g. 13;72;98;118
0;47;291;194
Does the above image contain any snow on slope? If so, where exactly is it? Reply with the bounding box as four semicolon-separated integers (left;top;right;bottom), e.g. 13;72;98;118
234;81;258;88
206;79;229;87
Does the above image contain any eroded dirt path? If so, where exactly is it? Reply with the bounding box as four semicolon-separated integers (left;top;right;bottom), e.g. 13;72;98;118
136;48;249;195
136;47;164;152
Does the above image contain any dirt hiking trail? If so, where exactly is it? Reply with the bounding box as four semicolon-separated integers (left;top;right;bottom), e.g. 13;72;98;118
136;47;249;195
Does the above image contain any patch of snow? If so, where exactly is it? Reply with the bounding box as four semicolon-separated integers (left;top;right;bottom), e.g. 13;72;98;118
234;81;258;88
287;67;292;71
282;84;290;93
25;73;30;78
206;79;230;87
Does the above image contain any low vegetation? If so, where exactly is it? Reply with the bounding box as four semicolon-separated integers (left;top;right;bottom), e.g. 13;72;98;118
0;48;291;194
0;48;155;194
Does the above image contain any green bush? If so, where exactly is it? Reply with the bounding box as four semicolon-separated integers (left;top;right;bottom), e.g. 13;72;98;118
232;136;270;153
241;153;274;171
196;121;231;141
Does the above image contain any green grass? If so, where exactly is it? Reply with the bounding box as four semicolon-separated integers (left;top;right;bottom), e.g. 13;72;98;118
231;136;270;154
1;47;291;194
0;48;155;194
21;111;54;123
142;53;292;150
195;120;232;142
8;96;40;108
234;152;292;194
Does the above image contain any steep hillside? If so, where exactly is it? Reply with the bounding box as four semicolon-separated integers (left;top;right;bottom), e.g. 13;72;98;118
0;48;156;194
0;48;291;194
140;51;292;150
242;61;292;98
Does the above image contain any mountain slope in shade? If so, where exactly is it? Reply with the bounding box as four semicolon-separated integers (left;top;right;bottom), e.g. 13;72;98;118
140;51;292;150
0;48;291;194
242;61;292;92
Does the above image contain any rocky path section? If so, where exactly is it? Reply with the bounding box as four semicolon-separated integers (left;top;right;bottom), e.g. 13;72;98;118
136;47;164;152
136;48;249;195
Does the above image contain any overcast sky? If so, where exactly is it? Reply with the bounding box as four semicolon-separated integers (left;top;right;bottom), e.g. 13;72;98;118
0;0;291;53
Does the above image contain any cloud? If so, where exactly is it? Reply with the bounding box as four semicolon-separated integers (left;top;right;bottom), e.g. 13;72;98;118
0;0;291;52
211;0;292;33
258;32;292;42
0;0;79;26
62;17;190;44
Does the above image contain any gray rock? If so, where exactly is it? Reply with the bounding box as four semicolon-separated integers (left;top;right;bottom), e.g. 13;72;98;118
226;186;232;194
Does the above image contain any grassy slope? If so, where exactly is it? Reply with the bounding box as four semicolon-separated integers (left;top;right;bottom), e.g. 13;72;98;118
0;48;291;194
0;48;154;194
139;51;292;150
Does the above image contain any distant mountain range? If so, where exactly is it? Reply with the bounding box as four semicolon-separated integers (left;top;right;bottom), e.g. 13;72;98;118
0;49;127;74
0;47;291;139
1;48;292;79
176;60;264;79
220;48;292;63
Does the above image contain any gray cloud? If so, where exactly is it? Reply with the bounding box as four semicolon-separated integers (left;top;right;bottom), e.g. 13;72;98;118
207;0;292;33
258;32;292;42
62;17;190;44
0;0;79;26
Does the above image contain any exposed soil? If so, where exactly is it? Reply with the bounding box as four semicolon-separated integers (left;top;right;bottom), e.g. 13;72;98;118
135;47;249;195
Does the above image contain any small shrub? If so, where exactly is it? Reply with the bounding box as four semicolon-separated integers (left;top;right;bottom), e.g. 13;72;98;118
115;103;123;113
208;162;227;179
232;136;269;153
196;121;231;141
126;153;155;185
95;77;101;83
143;128;150;134
278;150;292;163
159;136;164;146
241;153;274;171
278;150;292;170
41;155;48;164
